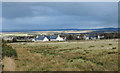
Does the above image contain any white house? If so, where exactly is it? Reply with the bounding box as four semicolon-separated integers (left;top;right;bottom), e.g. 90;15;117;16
35;35;65;42
49;35;65;41
32;38;36;42
35;35;49;42
97;35;104;39
84;35;97;40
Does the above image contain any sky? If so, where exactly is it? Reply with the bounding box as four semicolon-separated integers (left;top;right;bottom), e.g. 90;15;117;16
2;2;118;31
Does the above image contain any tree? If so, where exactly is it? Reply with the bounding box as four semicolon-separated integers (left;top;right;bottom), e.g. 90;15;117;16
13;38;17;42
67;35;74;40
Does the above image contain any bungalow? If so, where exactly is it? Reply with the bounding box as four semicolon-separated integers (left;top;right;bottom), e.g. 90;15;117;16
97;35;104;39
35;35;49;42
35;35;65;42
84;35;97;40
49;35;65;41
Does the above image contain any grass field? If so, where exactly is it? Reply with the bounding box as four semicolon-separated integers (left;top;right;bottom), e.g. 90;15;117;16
4;39;118;71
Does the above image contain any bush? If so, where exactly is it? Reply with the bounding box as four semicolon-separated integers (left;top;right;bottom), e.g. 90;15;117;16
112;47;116;49
101;45;104;47
89;45;95;48
109;44;112;45
2;44;17;58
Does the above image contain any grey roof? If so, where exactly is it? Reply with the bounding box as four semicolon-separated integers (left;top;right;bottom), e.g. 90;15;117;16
36;35;59;40
48;35;58;39
45;35;50;39
35;35;45;40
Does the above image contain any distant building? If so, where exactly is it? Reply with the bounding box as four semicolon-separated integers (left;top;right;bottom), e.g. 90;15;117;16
49;35;64;41
35;35;49;42
35;35;65;42
77;36;80;39
84;35;97;40
97;35;104;39
32;38;36;42
84;34;105;40
3;36;14;41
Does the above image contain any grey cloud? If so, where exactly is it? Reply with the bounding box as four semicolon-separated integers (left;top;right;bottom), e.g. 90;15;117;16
2;2;118;31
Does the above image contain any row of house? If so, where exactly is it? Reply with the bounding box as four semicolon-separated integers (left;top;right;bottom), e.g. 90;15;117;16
2;34;105;42
35;35;104;41
34;35;66;42
2;35;66;42
83;35;104;40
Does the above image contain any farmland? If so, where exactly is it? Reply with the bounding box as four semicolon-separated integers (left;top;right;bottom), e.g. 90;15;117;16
3;39;118;71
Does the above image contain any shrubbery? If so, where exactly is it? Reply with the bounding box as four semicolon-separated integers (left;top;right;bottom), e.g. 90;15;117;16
2;43;17;58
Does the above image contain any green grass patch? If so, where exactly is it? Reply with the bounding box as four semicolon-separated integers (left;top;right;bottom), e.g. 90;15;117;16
2;44;17;58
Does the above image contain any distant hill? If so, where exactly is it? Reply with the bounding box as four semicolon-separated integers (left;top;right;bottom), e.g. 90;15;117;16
2;28;119;33
90;28;119;33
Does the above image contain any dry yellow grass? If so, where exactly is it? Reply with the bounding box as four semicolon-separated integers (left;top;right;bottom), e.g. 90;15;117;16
5;39;118;71
2;57;16;71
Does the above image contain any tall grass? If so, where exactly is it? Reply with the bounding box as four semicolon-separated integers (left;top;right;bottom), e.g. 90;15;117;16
8;39;118;71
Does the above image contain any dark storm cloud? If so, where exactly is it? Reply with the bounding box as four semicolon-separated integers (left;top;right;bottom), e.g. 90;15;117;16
2;2;118;31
